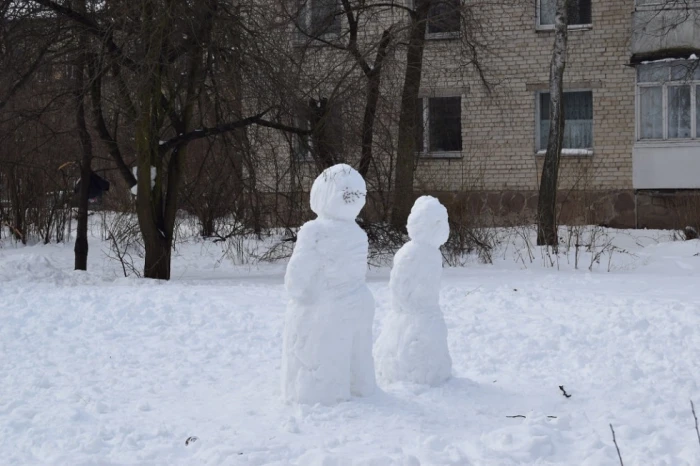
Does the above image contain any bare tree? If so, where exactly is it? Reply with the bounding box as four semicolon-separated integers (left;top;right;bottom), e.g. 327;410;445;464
537;0;568;246
72;0;93;271
286;0;503;230
0;2;77;245
30;0;309;279
337;0;394;179
390;0;432;231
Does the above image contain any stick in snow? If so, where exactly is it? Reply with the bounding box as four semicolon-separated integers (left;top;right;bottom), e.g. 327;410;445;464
691;400;700;448
559;385;572;398
609;424;624;466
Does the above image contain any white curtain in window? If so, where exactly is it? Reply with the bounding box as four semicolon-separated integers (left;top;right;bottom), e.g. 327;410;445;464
639;86;663;139
696;85;700;137
539;91;592;150
668;85;691;139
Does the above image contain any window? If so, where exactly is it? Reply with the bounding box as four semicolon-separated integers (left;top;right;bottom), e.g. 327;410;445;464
427;0;460;37
293;98;343;163
299;0;341;38
537;91;593;152
538;0;591;28
415;96;462;155
293;113;313;161
637;60;700;140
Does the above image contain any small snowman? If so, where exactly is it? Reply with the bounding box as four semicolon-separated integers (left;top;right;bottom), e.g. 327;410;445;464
374;196;452;386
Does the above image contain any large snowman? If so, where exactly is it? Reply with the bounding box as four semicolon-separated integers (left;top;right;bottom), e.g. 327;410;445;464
374;195;452;386
281;164;376;405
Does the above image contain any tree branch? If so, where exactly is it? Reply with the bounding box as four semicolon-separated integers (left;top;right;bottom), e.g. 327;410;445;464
691;400;700;449
609;424;624;466
372;28;393;77
341;0;372;76
158;112;311;152
0;41;52;112
88;57;136;187
29;0;136;69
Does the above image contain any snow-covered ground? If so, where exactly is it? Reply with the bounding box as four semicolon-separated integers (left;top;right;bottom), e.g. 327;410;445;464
2;224;700;465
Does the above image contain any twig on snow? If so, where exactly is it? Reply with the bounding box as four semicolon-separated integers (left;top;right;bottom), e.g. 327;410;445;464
610;424;624;466
691;400;700;449
559;385;572;398
506;415;526;418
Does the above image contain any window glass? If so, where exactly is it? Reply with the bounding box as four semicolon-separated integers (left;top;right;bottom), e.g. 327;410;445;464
293;98;343;161
414;99;425;152
670;61;697;81
539;92;550;150
639;86;663;139
428;0;460;34
564;91;593;149
539;0;555;25
293;115;312;160
309;0;340;36
429;97;462;152
567;0;591;25
637;60;700;140
539;91;593;150
638;63;668;83
697;85;700;137
539;0;591;26
668;85;692;139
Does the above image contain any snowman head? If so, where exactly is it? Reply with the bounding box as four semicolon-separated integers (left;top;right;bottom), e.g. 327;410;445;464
407;196;450;248
310;164;366;221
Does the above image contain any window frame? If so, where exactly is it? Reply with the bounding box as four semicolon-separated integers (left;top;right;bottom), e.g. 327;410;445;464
636;60;700;142
292;114;314;162
634;0;671;10
535;0;592;31
416;95;463;158
405;0;461;40
535;89;594;156
298;0;342;41
425;0;461;40
292;97;344;163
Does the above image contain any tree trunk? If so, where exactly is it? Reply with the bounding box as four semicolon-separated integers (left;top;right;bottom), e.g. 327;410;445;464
231;4;246;221
358;29;392;180
135;52;168;279
88;58;136;189
144;233;172;280
74;10;93;270
310;98;336;171
135;0;213;280
390;0;431;231
134;0;171;280
537;0;568;246
8;167;25;244
135;81;170;279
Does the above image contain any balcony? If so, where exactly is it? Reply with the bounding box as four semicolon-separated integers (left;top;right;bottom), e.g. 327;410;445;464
631;1;700;60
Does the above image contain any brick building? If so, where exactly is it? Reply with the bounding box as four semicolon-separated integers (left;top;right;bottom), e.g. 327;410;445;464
285;0;700;228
